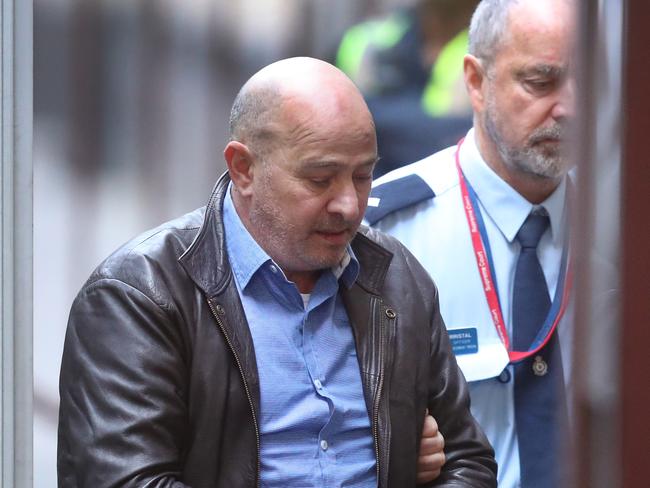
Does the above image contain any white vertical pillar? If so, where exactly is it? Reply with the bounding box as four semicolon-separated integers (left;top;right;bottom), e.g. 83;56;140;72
1;0;33;485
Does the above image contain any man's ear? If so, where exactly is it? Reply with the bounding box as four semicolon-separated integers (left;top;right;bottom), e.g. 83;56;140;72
224;141;256;197
464;54;488;114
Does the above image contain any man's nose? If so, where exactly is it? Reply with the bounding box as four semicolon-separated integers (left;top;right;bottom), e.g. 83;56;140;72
551;77;576;122
328;182;361;222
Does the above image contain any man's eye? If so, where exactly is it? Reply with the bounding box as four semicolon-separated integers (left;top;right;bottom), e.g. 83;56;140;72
309;178;330;187
526;79;553;92
354;174;373;182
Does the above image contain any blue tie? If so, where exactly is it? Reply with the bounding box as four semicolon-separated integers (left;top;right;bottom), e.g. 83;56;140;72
513;213;567;488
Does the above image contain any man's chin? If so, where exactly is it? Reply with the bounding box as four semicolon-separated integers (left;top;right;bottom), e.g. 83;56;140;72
514;148;568;180
312;248;350;271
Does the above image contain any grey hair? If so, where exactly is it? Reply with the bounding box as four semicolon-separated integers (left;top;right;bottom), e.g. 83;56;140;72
228;82;282;157
468;0;519;68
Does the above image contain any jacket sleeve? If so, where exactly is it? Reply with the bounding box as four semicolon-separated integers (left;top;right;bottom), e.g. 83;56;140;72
58;278;191;488
425;285;498;487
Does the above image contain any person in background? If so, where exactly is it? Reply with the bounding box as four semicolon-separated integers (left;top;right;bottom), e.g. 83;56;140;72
58;56;496;487
366;0;575;486
336;0;479;177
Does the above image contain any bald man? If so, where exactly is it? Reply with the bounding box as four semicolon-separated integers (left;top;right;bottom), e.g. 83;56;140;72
58;57;496;487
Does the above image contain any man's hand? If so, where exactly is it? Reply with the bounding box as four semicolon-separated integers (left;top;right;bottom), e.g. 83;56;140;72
417;412;446;484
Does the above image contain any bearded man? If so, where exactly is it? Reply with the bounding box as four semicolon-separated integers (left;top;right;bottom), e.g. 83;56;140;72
366;1;576;487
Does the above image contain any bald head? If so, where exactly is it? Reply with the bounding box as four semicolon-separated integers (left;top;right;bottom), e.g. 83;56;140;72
223;57;378;292
229;57;374;158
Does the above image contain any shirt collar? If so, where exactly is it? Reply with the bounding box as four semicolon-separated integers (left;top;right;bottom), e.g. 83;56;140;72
460;129;568;244
539;176;567;244
223;184;271;290
223;183;359;290
335;246;360;289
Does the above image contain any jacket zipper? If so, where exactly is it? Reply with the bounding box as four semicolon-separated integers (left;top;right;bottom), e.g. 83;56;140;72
208;299;261;487
371;297;386;486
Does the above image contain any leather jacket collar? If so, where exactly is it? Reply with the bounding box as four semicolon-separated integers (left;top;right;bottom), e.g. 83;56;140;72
178;172;394;299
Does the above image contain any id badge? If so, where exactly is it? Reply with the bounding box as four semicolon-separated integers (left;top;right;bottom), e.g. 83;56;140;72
449;327;479;355
448;326;510;382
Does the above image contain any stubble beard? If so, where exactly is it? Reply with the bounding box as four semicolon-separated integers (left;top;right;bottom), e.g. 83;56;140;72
248;186;351;275
484;98;568;180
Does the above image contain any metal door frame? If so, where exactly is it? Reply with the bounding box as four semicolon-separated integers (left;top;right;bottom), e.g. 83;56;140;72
1;0;33;485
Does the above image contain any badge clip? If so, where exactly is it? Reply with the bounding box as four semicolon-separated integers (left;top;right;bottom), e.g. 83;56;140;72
532;355;548;376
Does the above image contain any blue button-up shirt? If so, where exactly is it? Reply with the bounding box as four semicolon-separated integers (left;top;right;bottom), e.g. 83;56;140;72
223;186;377;488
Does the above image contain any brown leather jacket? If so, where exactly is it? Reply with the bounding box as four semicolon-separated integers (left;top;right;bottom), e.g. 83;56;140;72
58;173;496;487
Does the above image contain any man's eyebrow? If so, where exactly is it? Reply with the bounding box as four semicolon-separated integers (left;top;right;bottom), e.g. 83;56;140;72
301;160;345;170
516;64;565;79
302;158;379;170
361;157;380;168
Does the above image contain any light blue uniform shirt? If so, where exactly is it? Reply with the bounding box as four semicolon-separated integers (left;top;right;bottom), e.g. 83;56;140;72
223;186;377;488
368;129;573;488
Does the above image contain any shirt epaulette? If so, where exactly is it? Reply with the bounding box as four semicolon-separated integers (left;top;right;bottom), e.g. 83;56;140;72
364;174;435;225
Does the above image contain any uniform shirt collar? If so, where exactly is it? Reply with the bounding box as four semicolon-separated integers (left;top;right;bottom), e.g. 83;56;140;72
460;128;568;244
223;183;358;290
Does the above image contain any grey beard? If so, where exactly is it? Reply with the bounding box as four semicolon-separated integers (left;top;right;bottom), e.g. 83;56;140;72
484;111;568;180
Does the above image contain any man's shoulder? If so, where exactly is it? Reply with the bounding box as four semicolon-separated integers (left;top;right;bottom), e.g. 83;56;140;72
355;225;436;288
85;207;206;291
365;146;459;226
356;224;407;255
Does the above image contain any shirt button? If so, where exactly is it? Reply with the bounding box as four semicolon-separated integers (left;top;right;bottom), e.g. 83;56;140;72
320;440;328;451
314;379;322;389
269;265;278;273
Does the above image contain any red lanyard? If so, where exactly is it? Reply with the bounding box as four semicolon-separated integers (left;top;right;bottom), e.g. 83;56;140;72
454;139;572;363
